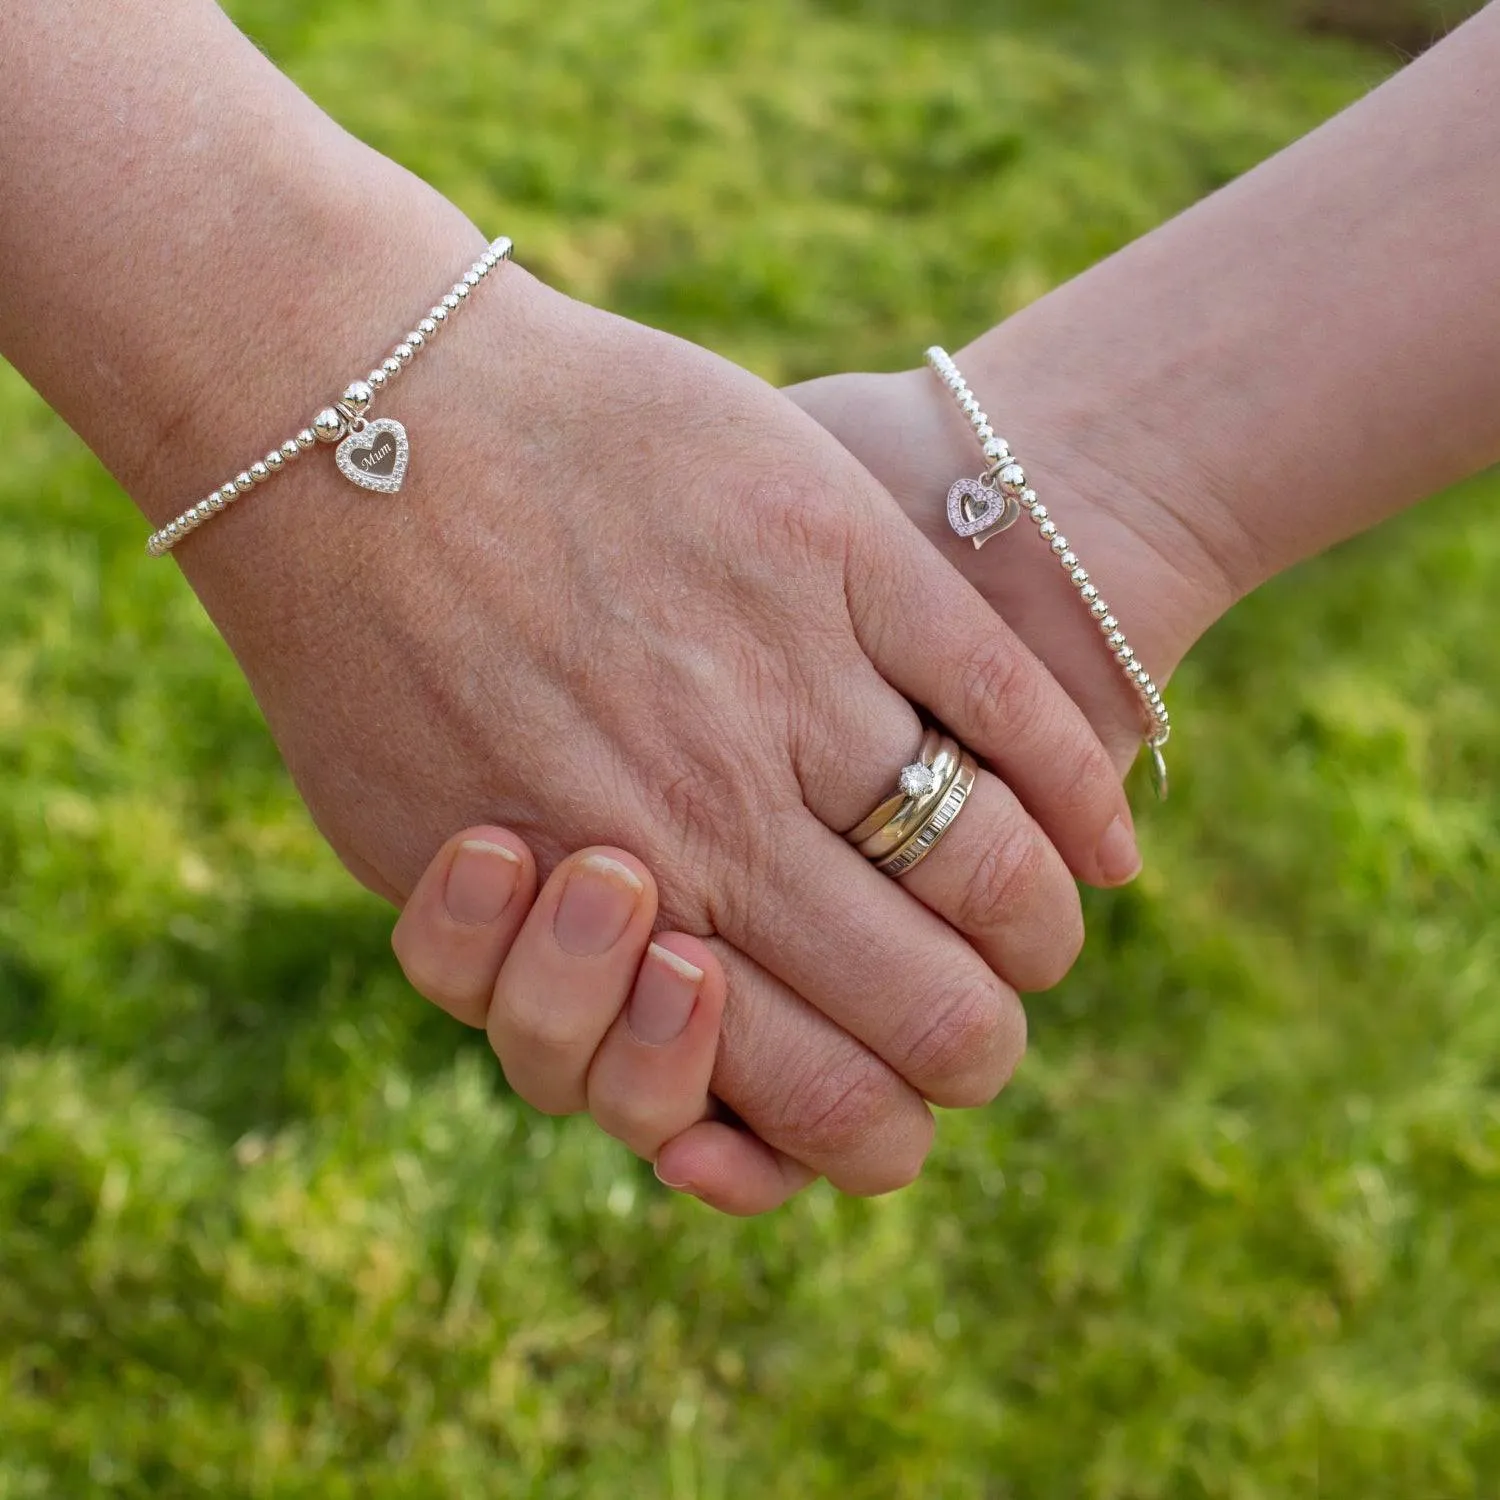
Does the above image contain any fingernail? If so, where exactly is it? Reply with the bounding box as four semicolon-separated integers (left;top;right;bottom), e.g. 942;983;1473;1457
444;839;521;925
1097;816;1143;885
629;942;704;1046
553;854;643;956
653;1158;695;1192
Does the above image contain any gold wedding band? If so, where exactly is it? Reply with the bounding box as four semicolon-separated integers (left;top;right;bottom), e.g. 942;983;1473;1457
843;730;978;878
843;728;941;846
874;751;977;877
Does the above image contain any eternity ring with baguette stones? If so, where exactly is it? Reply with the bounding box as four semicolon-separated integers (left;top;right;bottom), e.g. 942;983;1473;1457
845;731;977;878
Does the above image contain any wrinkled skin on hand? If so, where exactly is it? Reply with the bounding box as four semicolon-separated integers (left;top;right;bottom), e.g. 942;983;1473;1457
179;265;1135;1201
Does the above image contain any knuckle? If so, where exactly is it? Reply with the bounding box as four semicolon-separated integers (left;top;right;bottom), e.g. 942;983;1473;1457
1048;730;1120;827
774;1055;930;1194
953;822;1052;935
392;944;486;1027
952;634;1037;732
496;988;594;1057
745;470;846;568
899;973;1027;1109
589;1094;664;1158
655;761;724;842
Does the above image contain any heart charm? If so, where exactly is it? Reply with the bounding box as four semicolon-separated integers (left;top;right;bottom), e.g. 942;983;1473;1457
945;475;1020;547
335;417;409;494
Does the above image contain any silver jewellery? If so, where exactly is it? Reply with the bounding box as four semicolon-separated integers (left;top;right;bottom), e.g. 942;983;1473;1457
925;346;1172;799
845;730;979;878
145;236;515;557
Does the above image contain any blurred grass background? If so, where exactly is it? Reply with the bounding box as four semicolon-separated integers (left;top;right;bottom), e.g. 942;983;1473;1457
3;0;1498;1495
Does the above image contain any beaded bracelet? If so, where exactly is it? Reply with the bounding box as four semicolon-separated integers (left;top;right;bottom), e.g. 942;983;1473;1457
145;236;514;557
925;346;1172;798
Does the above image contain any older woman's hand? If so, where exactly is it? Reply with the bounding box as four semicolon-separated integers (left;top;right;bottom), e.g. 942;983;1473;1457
178;257;1136;1198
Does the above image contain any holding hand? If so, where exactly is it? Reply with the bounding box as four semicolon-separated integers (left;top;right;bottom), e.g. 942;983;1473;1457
392;827;808;1215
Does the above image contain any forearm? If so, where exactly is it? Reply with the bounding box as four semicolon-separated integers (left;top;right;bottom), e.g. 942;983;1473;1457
0;0;482;526
960;0;1500;612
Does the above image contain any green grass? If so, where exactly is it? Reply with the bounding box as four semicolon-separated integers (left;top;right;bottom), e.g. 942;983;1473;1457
3;1;1497;1494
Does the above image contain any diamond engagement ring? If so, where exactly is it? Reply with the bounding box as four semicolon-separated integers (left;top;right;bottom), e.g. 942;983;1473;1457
843;730;978;878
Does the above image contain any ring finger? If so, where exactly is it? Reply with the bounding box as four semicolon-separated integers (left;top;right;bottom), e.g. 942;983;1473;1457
796;669;1085;993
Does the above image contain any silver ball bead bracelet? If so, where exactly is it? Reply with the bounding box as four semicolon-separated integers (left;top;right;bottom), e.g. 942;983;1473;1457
144;235;514;558
925;345;1172;798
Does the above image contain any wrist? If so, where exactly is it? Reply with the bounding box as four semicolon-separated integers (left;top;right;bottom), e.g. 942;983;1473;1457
952;329;1253;663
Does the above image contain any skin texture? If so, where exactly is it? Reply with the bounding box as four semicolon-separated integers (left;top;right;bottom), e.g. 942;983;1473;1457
0;0;1138;1198
393;0;1500;1212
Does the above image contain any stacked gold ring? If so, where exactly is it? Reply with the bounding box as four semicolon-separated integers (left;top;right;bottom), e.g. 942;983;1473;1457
844;730;979;878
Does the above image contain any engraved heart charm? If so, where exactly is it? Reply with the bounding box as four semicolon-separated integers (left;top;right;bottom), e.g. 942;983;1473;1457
335;417;409;494
945;475;1020;547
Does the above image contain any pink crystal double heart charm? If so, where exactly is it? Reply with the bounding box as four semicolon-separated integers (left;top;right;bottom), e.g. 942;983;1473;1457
335;417;409;494
945;475;1020;548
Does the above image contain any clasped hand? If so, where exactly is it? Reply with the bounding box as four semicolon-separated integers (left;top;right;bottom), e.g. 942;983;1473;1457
183;262;1147;1217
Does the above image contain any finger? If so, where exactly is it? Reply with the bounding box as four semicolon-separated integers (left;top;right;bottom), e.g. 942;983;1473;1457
895;766;1084;992
845;507;1141;889
700;937;939;1196
585;933;724;1159
486;847;659;1115
654;1119;820;1216
713;809;1030;1110
390;826;538;1027
793;665;1084;992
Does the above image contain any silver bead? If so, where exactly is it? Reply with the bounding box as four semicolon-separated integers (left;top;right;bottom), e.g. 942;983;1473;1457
194;502;211;521
1050;536;1069;555
208;492;225;512
430;304;448;322
312;408;346;444
1029;502;1047;522
1107;630;1126;647
1020;489;1038;509
280;439;301;461
249;462;270;485
441;293;460;311
393;343;413;364
1070;566;1089;585
463;270;480;287
342;380;374;416
452;282;469;300
405;330;425;349
234;471;254;492
481;249;499;268
264;451;284;472
1115;646;1135;663
983;438;1009;462
1059;551;1078;569
976;423;994;443
1079;583;1098;602
1091;601;1111;620
166;521;181;539
219;483;238;503
381;357;402;379
296;428;318;450
490;235;512;260
1038;520;1057;540
418;317;437;337
472;259;490;278
998;463;1026;490
368;368;388;390
1100;614;1118;631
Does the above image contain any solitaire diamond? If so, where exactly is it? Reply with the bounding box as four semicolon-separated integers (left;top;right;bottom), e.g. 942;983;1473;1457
898;762;937;798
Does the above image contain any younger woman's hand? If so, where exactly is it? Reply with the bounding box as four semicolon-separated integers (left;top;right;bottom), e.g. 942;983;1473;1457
391;827;816;1215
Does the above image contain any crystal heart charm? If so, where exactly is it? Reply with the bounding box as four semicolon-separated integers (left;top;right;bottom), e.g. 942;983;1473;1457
335;417;409;493
945;475;1020;547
